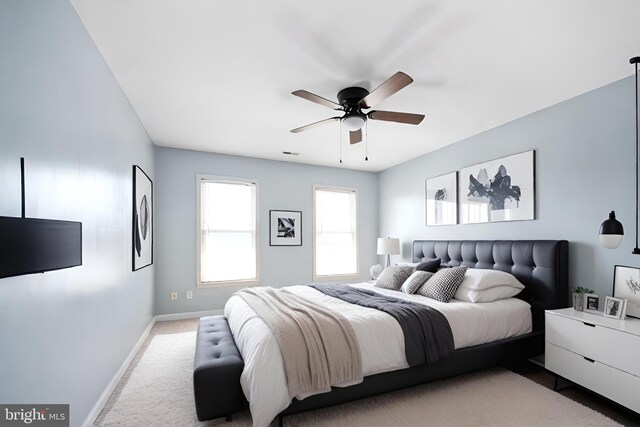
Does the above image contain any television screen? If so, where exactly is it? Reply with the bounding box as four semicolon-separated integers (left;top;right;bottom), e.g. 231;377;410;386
0;216;82;279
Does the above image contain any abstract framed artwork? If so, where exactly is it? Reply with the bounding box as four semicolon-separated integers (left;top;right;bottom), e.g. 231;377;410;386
459;150;535;224
269;210;302;246
425;172;457;226
132;165;153;271
613;265;640;318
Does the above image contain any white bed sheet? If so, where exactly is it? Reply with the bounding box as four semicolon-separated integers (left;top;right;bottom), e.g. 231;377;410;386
224;283;531;427
349;282;532;349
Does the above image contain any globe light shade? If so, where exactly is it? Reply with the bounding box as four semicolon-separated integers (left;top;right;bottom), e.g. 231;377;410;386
599;234;623;249
342;115;366;131
599;211;624;249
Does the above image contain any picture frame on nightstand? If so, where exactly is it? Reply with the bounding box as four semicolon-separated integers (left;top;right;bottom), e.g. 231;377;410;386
603;296;626;319
613;264;640;319
584;294;599;313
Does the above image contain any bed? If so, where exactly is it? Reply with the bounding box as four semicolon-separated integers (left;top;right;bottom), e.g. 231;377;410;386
195;239;569;426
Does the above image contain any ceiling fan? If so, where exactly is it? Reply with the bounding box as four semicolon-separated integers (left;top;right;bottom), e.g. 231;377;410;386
290;71;425;145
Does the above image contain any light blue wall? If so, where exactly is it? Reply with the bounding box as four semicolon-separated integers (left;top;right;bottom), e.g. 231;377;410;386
1;0;636;421
379;76;637;300
0;2;155;427
154;147;378;314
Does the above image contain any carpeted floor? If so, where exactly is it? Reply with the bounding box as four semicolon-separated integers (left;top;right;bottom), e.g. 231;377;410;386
94;320;640;427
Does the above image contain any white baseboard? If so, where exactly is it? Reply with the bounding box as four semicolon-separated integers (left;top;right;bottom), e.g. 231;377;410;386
81;315;157;427
80;309;223;427
155;309;223;322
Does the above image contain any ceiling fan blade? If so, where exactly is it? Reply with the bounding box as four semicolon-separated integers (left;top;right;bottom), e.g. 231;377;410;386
349;129;362;145
368;110;425;125
359;72;413;108
292;90;342;110
290;117;341;133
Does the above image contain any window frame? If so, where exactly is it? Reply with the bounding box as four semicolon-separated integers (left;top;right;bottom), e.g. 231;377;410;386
196;174;260;288
312;184;360;281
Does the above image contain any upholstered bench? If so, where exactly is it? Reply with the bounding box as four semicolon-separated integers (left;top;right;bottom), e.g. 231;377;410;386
193;315;245;422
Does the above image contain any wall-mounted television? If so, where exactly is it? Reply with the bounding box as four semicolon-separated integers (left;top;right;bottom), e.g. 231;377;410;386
0;158;83;279
0;217;82;279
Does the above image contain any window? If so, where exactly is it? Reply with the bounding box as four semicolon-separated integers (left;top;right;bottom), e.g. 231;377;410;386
313;185;358;279
197;176;258;286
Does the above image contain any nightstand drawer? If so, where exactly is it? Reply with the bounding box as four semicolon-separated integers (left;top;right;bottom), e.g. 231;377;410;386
546;343;640;413
546;312;640;377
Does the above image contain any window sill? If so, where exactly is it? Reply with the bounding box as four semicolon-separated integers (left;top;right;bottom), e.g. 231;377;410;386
197;279;261;289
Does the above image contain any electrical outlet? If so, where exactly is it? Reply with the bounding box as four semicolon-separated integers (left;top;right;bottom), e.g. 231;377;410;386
186;291;193;299
171;292;178;301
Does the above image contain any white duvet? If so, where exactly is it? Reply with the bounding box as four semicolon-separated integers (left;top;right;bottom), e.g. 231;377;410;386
224;283;532;427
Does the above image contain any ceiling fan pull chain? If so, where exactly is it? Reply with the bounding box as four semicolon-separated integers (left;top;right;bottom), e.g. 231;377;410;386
339;119;343;164
365;120;369;161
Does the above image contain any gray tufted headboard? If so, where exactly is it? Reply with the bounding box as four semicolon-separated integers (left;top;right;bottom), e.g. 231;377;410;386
412;240;569;331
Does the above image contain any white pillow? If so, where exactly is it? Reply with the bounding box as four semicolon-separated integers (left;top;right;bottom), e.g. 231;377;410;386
454;285;523;303
457;268;524;291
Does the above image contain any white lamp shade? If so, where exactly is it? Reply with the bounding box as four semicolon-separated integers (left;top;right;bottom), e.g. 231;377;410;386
377;237;400;255
599;234;623;249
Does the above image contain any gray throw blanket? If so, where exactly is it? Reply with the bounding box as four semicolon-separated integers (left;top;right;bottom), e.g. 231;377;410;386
236;287;362;399
309;283;454;366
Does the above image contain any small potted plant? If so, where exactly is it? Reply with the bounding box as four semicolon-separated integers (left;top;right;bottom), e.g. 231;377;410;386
572;286;594;312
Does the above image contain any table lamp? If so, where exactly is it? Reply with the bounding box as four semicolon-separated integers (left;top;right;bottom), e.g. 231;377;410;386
377;237;400;268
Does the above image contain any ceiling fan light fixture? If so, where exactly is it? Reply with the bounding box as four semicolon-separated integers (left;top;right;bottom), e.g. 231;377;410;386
290;72;423;163
342;114;366;131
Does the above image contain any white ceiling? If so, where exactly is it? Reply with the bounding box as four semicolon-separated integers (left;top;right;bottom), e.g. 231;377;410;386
71;0;640;172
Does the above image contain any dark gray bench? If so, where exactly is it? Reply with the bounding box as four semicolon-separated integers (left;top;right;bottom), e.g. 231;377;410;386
193;315;245;422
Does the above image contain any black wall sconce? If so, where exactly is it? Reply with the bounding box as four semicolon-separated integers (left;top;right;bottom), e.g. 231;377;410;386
600;56;640;254
599;211;624;249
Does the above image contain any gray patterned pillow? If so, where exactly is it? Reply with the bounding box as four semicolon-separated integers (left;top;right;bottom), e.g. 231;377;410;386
374;266;414;291
417;266;468;302
400;271;434;294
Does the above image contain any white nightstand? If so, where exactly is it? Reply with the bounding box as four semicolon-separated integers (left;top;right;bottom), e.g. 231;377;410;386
545;308;640;413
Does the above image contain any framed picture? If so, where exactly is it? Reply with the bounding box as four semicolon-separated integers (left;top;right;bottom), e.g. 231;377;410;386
585;294;600;313
425;172;457;226
603;296;626;319
132;165;153;271
459;150;535;224
269;210;302;246
613;265;640;318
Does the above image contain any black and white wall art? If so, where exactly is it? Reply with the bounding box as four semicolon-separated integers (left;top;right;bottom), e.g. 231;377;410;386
425;172;457;226
459;150;535;224
270;210;302;246
133;165;153;271
613;265;640;318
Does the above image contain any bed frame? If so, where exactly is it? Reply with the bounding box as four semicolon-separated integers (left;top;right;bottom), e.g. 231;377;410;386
193;239;569;424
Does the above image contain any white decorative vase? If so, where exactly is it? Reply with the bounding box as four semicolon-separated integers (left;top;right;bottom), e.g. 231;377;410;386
370;264;383;280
